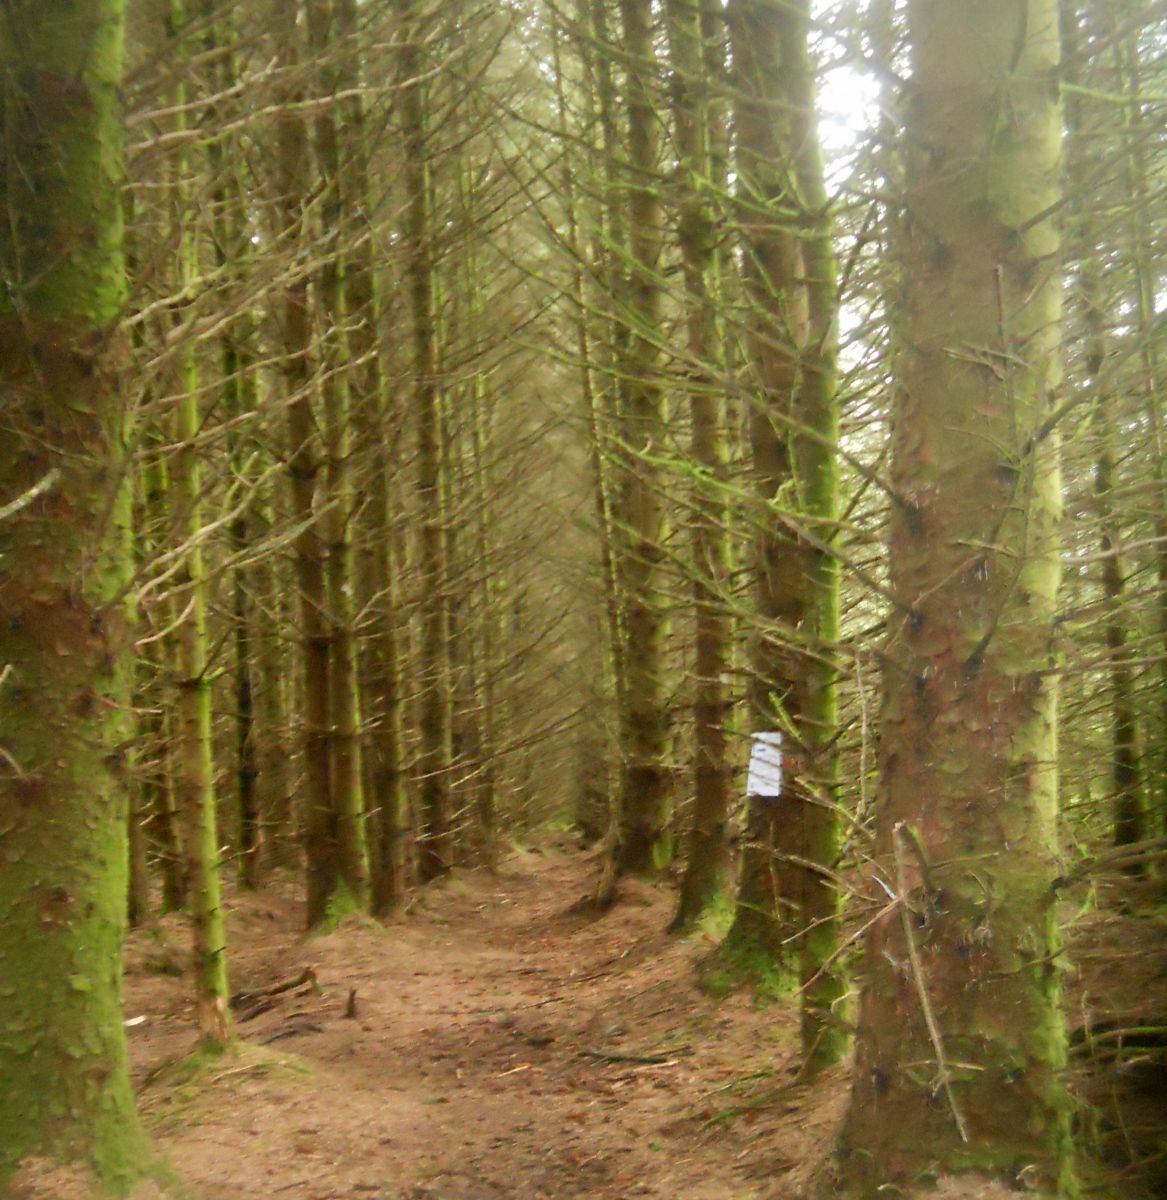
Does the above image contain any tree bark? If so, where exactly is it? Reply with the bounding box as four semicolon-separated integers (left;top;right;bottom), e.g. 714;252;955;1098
396;0;453;882
307;0;370;909
168;0;230;1048
200;0;263;889
777;0;845;1072
0;0;152;1184
723;0;811;980
272;0;338;926
613;0;673;879
334;0;409;915
665;0;734;933
552;4;622;842
837;2;1074;1192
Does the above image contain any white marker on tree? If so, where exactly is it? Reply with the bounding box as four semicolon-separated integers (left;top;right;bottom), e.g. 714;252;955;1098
746;732;782;798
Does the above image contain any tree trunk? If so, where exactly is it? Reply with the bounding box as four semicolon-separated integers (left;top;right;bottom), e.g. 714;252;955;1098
396;0;453;882
254;547;297;869
837;2;1074;1192
307;0;369;909
200;0;263;888
334;0;409;915
665;0;734;933
136;452;188;911
168;0;230;1048
777;0;845;1072
272;0;337;926
468;377;499;865
552;6;622;842
613;0;673;879
0;0;152;1184
723;0;811;982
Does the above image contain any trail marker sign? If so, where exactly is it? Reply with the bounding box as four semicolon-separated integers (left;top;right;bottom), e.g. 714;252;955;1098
746;731;782;800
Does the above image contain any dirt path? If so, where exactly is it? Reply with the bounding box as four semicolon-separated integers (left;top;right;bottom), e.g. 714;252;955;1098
123;841;843;1200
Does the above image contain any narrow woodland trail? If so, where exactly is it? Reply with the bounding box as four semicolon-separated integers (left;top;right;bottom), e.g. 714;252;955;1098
123;841;845;1200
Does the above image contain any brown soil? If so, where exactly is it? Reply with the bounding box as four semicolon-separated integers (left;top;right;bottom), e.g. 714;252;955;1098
123;839;840;1200
118;841;1166;1200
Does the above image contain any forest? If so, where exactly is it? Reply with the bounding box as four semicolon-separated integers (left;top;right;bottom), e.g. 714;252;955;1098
0;0;1165;1197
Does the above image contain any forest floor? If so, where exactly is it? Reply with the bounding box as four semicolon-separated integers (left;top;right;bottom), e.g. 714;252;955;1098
114;836;1166;1200
121;836;844;1200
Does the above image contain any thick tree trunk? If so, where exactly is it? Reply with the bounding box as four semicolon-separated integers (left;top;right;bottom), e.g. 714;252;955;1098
837;2;1074;1193
720;0;843;1072
0;0;152;1186
367;547;409;914
723;0;811;982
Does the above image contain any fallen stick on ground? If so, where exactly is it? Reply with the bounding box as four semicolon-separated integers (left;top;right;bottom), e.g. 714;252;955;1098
230;966;318;1009
579;1049;673;1065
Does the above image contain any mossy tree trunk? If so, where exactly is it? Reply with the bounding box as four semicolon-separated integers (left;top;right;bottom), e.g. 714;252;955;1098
665;0;734;933
722;0;811;980
167;0;230;1048
837;2;1074;1193
777;0;845;1072
0;0;153;1186
720;0;843;1072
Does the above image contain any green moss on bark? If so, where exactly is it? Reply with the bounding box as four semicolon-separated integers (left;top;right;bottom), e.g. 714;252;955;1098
836;2;1075;1195
0;1;151;1189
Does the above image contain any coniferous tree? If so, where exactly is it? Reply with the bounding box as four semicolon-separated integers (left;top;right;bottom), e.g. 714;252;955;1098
0;0;152;1184
165;0;231;1048
396;0;454;882
838;1;1074;1191
307;0;370;909
271;0;338;927
611;0;674;879
665;0;734;932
